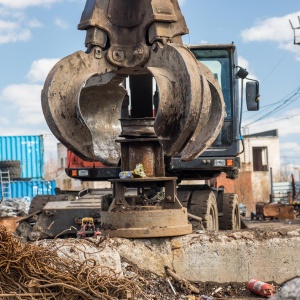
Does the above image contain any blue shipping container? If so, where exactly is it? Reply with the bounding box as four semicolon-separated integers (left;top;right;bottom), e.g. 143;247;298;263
0;135;44;179
0;180;56;200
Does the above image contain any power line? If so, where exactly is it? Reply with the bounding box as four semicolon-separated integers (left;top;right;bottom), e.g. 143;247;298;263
248;114;300;126
243;86;300;127
261;47;290;84
242;85;300;121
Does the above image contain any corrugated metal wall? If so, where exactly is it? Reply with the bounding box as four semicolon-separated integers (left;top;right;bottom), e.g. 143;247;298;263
273;182;300;203
0;135;44;179
0;180;56;199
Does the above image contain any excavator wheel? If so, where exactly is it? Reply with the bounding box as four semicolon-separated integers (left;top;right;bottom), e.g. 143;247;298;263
189;190;219;231
219;193;241;230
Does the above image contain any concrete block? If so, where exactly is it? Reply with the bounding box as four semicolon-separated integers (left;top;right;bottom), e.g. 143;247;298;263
111;227;300;283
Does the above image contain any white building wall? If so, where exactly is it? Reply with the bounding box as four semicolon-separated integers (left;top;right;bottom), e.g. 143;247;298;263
240;136;280;180
56;143;82;190
239;133;280;204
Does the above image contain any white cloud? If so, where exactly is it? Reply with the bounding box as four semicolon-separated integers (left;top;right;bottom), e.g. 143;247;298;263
244;109;300;137
27;58;59;83
0;0;58;45
241;11;300;61
280;43;300;61
280;142;300;166
238;56;258;80
54;18;68;29
281;142;300;152
28;18;43;28
243;110;300;165
0;117;9;126
0;14;33;44
0;83;60;159
0;0;61;9
43;134;59;157
0;19;17;29
0;57;61;156
1;84;44;125
178;0;187;6
0;27;31;44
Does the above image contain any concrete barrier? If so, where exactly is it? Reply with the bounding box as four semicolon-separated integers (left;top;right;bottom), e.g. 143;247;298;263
112;226;300;283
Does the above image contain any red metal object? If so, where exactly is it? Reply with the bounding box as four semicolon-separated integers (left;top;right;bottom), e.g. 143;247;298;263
76;217;101;239
247;279;274;298
67;150;104;168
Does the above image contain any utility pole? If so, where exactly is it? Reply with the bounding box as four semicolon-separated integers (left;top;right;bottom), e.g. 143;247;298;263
289;16;300;45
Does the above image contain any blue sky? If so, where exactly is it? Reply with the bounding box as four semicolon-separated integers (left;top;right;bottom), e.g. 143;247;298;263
0;0;300;167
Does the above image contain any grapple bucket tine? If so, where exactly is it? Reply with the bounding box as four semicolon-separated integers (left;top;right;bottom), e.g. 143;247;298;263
146;44;203;156
79;82;126;165
42;50;124;165
180;62;225;161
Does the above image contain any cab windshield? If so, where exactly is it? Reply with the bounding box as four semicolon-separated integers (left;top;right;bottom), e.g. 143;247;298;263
191;49;232;119
191;48;233;148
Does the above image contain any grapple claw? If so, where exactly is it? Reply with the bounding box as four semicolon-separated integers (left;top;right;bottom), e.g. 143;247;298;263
42;0;225;167
146;44;203;156
42;50;125;166
146;44;225;159
180;62;225;161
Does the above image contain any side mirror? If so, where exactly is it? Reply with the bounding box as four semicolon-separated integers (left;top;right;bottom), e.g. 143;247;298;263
246;81;259;111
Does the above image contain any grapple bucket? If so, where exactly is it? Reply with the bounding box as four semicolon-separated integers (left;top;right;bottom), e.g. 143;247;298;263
42;50;125;165
42;0;225;166
41;0;226;238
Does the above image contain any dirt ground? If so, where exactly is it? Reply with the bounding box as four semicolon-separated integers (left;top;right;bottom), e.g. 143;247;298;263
123;218;300;300
242;217;300;230
122;259;280;300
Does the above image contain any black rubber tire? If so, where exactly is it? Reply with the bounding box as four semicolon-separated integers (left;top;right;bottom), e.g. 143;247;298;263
219;193;241;230
189;190;219;231
0;160;21;168
1;166;21;177
0;161;21;179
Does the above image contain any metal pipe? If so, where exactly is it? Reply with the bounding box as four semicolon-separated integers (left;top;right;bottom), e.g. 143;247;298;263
270;167;273;203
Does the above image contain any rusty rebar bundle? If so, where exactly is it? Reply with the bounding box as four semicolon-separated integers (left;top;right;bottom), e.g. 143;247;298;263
0;225;140;299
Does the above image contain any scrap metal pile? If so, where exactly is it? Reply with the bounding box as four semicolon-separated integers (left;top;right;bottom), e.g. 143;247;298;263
0;225;140;300
0;198;29;217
